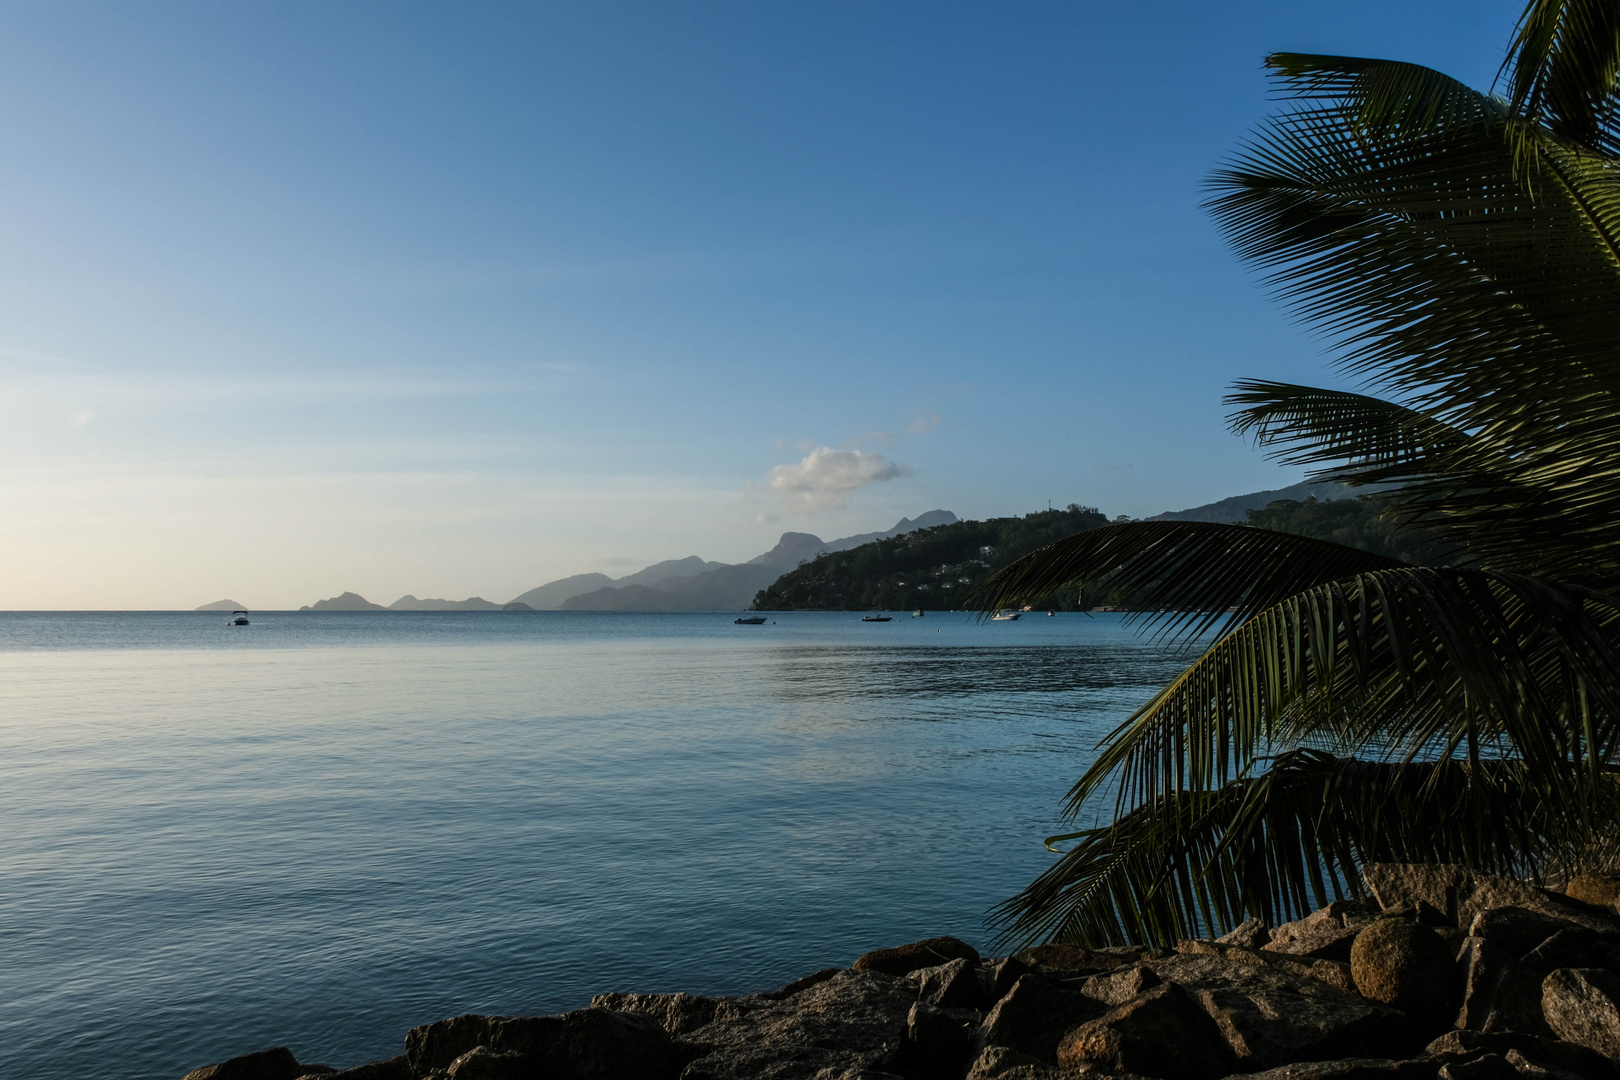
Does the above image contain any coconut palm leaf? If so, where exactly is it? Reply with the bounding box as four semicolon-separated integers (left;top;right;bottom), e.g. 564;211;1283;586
969;520;1406;641
1506;0;1620;154
1209;57;1620;587
1066;568;1620;824
997;3;1620;949
1224;380;1475;483
996;750;1583;947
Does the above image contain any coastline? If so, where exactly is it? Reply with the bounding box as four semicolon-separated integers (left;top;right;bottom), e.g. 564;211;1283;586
181;864;1620;1080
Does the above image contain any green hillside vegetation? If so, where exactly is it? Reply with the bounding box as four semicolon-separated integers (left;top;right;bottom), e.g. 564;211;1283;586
1244;495;1459;566
751;504;1110;611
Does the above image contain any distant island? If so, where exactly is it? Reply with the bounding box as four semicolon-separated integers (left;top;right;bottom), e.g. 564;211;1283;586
292;511;961;614
243;485;1436;615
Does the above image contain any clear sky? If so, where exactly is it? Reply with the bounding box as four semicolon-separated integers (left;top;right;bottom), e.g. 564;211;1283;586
0;0;1523;609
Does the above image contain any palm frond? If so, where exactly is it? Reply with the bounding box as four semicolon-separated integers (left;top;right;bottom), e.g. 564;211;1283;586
1225;380;1474;483
995;751;1587;948
968;520;1405;641
1063;567;1620;827
1208;64;1620;587
1505;0;1620;154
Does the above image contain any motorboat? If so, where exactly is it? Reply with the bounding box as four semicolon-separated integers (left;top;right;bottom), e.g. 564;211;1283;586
228;610;250;626
734;616;767;625
990;610;1021;621
861;613;892;622
911;609;924;617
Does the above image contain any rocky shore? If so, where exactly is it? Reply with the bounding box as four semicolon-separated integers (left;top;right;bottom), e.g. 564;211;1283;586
182;863;1620;1080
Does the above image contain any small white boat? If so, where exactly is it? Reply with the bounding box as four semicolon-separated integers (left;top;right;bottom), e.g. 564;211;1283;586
227;610;250;626
990;610;1021;621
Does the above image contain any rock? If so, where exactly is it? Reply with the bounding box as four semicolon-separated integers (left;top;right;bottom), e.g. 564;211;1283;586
1502;1048;1588;1080
1468;907;1588;960
1565;874;1620;912
1436;1054;1521;1079
914;957;983;1008
1542;967;1620;1059
1056;983;1232;1079
963;1045;1058;1079
1220;918;1272;949
1079;964;1161;1007
181;1048;307;1080
1454;936;1553;1037
1223;1061;1435;1079
1177;939;1355;993
852;935;979;977
975;973;1104;1064
444;1047;525;1079
1265;909;1361;962
1425;1030;1620;1080
302;1059;410;1080
1013;943;1133;977
984;956;1033;1001
770;968;843;999
404;1008;678;1079
587;992;745;1036
1350;917;1459;1018
907;1000;975;1074
677;968;916;1080
1364;863;1620;937
1150;951;1410;1070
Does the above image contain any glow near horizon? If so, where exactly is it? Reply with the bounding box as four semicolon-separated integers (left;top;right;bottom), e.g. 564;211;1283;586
0;1;1518;609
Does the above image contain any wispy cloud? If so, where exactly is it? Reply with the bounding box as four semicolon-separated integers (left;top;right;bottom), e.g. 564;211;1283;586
767;446;910;511
905;410;940;434
68;408;94;428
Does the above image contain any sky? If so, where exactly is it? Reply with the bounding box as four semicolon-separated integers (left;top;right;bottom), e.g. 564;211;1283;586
0;0;1525;609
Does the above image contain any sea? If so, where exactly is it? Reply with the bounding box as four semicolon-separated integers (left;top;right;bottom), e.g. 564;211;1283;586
0;609;1198;1080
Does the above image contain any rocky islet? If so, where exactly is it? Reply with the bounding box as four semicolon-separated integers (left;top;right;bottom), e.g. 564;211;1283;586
179;864;1620;1080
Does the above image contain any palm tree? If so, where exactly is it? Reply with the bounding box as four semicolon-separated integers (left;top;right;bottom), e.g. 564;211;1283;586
980;0;1620;947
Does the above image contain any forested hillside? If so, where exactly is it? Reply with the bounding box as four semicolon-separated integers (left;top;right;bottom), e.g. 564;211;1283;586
1244;495;1459;566
751;504;1109;611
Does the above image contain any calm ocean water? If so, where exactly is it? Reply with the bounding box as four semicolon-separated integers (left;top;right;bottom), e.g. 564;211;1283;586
0;610;1195;1080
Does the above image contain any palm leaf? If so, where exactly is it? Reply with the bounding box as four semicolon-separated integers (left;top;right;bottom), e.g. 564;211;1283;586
1505;0;1620;154
1064;567;1620;825
969;521;1406;641
996;751;1589;947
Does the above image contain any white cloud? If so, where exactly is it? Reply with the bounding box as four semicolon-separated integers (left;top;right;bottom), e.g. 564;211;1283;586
767;446;910;511
68;408;94;427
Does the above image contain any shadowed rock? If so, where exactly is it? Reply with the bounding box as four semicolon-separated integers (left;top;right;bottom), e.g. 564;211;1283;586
975;973;1104;1064
676;968;915;1080
1220;917;1272;949
1565;874;1620;912
404;1008;678;1079
852;935;979;977
182;1048;307;1080
1056;982;1232;1079
1224;1060;1435;1079
913;957;983;1008
587;992;752;1036
1266;909;1361;963
1425;1029;1620;1080
1543;967;1620;1059
1350;918;1458;1020
1079;964;1161;1007
300;1057;408;1080
1151;951;1409;1070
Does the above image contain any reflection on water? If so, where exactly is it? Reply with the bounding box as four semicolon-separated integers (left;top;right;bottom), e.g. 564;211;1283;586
0;612;1200;1080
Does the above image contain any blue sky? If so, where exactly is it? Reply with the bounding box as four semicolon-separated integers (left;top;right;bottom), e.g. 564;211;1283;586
0;1;1523;608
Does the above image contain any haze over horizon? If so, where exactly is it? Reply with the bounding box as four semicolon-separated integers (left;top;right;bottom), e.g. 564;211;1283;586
0;1;1516;609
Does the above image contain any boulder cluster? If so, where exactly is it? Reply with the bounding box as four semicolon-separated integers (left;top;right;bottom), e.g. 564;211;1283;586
181;863;1620;1080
